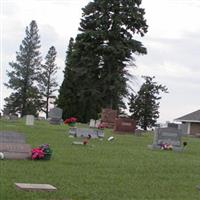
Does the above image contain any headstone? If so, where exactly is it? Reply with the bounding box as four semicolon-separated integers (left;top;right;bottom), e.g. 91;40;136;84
101;108;117;128
114;118;136;133
0;143;31;159
68;127;104;138
9;115;18;121
48;107;63;125
148;127;183;151
26;115;34;126
0;131;26;144
89;119;96;128
15;183;57;192
0;131;31;159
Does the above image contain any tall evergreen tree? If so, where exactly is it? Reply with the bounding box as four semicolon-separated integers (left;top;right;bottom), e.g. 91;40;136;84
128;76;168;130
58;0;148;122
39;46;58;119
56;38;78;119
4;20;41;117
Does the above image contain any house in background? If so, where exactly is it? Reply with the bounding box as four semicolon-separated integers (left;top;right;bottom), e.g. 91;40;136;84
175;110;200;136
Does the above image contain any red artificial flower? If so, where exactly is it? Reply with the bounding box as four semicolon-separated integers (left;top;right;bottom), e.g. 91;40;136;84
31;148;45;160
64;117;77;124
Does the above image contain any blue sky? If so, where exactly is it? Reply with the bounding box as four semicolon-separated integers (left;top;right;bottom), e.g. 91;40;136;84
1;0;200;122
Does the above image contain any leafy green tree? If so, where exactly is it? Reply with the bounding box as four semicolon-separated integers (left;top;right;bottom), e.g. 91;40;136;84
58;0;148;122
129;76;168;130
4;20;41;117
39;46;58;119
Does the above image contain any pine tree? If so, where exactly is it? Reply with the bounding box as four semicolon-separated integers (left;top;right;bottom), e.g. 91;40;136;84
4;20;42;117
39;46;58;119
129;76;168;130
79;0;148;110
58;0;148;122
57;38;77;119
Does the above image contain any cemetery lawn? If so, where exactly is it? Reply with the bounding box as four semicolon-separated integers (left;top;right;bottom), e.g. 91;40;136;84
0;119;200;200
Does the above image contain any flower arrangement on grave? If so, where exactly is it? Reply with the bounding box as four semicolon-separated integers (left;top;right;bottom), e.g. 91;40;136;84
160;143;173;150
64;117;77;127
31;144;52;160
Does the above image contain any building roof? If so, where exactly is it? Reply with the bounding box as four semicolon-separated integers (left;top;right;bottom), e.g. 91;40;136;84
175;109;200;122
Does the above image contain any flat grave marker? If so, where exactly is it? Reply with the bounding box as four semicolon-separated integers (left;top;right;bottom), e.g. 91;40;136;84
69;127;104;138
15;183;57;192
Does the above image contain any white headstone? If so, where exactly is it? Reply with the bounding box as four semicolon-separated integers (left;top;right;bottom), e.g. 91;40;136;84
89;119;96;128
26;115;34;126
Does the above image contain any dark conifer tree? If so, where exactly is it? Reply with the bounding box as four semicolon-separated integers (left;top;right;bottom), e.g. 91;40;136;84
39;46;58;119
58;0;148;122
4;20;41;117
57;38;77;119
129;76;168;130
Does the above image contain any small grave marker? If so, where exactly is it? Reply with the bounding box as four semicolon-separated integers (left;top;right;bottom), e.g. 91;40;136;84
48;107;63;125
15;183;57;192
89;119;96;128
26;115;34;126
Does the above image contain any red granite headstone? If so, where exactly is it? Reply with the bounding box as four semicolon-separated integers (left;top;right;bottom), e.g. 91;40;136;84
101;108;117;128
114;118;136;133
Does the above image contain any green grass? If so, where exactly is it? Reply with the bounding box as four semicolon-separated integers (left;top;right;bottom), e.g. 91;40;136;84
0;119;200;200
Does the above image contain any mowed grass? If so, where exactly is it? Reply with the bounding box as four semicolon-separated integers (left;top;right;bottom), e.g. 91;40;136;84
0;119;200;200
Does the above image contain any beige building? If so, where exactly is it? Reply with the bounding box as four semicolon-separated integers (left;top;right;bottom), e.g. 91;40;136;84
175;110;200;136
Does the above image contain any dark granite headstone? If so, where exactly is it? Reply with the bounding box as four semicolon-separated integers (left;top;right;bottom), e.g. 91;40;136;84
114;118;136;133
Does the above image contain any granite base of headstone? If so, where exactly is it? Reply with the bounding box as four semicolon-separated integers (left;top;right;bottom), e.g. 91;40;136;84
114;118;136;133
148;127;183;152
